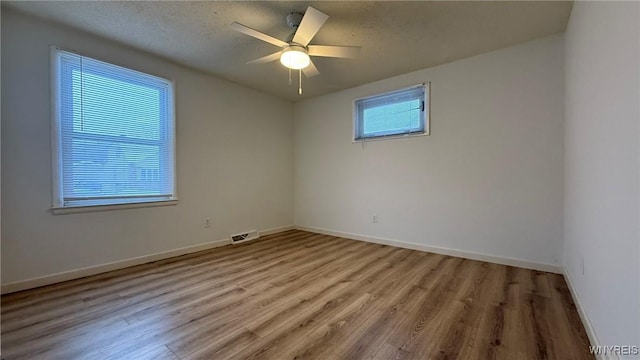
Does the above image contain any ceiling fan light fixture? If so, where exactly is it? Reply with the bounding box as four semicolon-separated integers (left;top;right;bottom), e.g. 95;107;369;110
280;45;310;70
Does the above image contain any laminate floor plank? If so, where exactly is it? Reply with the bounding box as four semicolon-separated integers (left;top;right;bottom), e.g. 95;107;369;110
1;230;594;360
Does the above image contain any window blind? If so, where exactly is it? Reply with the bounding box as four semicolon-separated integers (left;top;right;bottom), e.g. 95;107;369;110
52;48;175;208
354;85;427;140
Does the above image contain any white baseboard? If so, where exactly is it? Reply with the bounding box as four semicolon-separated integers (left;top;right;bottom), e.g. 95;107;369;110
1;225;294;294
563;270;614;360
295;225;562;274
260;225;295;236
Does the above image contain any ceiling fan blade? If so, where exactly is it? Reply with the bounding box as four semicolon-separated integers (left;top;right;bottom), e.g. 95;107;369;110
303;60;320;78
230;22;288;48
292;6;329;46
247;51;282;64
308;45;361;58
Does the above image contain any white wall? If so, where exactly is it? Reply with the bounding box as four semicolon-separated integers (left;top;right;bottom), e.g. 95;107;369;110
1;10;294;286
294;35;565;269
564;1;640;355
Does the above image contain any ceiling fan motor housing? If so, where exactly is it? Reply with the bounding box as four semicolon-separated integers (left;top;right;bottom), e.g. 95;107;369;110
287;12;303;29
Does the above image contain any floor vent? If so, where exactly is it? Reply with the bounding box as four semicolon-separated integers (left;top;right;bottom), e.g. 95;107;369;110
231;230;259;244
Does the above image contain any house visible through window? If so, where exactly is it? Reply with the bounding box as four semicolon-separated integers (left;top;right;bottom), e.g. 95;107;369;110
354;84;429;141
51;48;176;209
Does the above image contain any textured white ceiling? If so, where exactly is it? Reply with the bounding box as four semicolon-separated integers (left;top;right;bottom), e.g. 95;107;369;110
3;1;572;101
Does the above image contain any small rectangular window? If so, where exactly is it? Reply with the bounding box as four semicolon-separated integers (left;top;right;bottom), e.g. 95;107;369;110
51;48;176;210
354;84;429;141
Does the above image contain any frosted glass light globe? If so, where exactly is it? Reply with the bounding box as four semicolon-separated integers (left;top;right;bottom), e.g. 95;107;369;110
280;46;310;70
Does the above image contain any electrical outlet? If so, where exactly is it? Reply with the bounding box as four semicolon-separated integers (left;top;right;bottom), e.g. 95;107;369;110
204;217;211;228
372;214;378;223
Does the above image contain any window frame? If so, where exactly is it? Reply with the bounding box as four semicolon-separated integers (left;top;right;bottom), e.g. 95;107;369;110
353;83;430;142
50;46;177;214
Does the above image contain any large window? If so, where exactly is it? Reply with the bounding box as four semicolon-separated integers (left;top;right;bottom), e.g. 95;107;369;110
51;48;176;210
354;84;429;141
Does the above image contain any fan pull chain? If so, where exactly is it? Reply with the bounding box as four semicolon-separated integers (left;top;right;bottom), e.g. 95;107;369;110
298;69;302;95
288;68;292;85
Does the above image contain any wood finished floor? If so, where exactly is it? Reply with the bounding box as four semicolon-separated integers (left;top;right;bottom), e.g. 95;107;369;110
1;230;593;360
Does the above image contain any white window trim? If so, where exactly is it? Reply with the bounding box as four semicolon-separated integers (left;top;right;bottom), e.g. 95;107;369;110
50;46;178;214
352;82;431;143
51;200;178;215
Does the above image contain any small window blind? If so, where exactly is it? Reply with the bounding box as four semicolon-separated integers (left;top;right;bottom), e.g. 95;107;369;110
52;48;175;208
354;84;428;141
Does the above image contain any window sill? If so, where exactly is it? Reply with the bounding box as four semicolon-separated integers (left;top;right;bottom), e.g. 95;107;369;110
353;131;429;143
51;199;178;215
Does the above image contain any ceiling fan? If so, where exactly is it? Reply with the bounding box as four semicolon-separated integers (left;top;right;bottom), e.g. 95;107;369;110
230;6;361;94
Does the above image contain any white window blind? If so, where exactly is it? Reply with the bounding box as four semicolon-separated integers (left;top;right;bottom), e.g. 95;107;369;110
354;84;429;141
51;48;176;208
